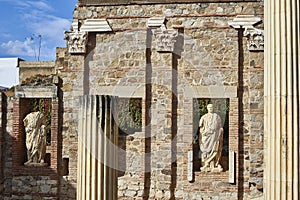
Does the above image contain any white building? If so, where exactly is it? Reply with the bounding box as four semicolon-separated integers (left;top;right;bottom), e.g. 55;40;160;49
0;58;22;88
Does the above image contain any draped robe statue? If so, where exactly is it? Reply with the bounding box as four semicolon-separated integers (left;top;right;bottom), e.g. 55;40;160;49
23;111;47;165
197;104;223;172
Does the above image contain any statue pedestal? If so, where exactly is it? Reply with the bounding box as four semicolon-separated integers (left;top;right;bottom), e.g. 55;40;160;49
24;162;48;167
211;166;223;173
200;165;223;173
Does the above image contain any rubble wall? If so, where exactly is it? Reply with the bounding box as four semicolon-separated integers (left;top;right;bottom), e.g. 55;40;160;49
59;1;264;199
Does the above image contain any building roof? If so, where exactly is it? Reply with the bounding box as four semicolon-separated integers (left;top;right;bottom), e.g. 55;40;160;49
0;57;22;88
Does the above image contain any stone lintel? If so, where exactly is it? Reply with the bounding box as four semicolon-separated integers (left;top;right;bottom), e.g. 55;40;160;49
228;15;262;29
15;86;58;98
93;86;144;98
184;86;237;98
80;19;112;32
147;17;166;28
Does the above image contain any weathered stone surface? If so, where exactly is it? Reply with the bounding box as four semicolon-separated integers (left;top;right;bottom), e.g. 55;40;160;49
1;1;265;200
15;86;57;98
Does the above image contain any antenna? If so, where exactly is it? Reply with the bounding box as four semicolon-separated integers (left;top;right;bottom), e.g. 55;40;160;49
37;34;42;61
27;34;42;61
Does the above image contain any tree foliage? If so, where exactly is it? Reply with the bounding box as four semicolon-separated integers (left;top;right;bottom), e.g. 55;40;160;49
118;98;142;134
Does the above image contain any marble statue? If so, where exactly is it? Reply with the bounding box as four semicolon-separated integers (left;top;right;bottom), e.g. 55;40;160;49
194;104;224;172
23;111;47;165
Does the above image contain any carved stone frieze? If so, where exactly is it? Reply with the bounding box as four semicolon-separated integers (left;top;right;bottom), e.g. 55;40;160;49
153;26;178;52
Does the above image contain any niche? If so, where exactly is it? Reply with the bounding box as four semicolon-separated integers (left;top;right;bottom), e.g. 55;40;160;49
118;98;142;135
117;98;143;177
62;157;69;176
193;98;229;172
23;98;52;166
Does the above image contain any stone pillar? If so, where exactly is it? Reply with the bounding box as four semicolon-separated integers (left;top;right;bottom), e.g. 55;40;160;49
77;95;118;200
146;25;178;198
264;0;300;199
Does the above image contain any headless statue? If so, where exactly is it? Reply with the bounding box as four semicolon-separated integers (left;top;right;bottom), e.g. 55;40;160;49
23;112;47;165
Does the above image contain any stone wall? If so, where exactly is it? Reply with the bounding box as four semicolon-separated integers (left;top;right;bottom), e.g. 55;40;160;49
0;92;4;197
2;94;14;199
65;1;264;199
0;90;65;199
19;61;56;83
0;1;264;199
55;47;83;199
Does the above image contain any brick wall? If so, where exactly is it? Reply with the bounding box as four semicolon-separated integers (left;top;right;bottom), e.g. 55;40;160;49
10;98;60;199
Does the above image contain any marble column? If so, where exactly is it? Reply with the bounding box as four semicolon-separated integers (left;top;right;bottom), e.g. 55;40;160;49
264;0;300;199
77;95;118;200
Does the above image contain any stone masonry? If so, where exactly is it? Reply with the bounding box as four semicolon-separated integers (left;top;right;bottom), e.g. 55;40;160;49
0;0;264;199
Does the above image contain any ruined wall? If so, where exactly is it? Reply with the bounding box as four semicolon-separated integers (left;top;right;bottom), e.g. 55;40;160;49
0;1;264;199
56;48;83;199
1;93;14;199
0;87;65;199
19;61;56;83
0;92;4;197
60;1;264;199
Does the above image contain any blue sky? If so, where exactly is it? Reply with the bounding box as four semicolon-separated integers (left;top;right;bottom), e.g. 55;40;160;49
0;0;77;61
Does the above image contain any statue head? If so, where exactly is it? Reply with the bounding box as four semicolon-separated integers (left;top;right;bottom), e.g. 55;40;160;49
207;104;214;113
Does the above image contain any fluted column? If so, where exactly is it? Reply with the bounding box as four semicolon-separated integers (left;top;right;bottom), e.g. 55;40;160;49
77;95;118;200
264;0;300;199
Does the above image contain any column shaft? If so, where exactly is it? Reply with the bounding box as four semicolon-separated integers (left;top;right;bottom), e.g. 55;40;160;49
77;95;118;200
264;0;300;199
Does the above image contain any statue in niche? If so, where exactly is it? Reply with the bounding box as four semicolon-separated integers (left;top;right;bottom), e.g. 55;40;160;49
23;111;47;166
194;104;224;172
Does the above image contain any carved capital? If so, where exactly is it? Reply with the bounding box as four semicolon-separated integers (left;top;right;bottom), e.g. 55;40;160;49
228;15;264;51
153;26;178;52
65;31;88;54
244;27;264;51
64;18;112;54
